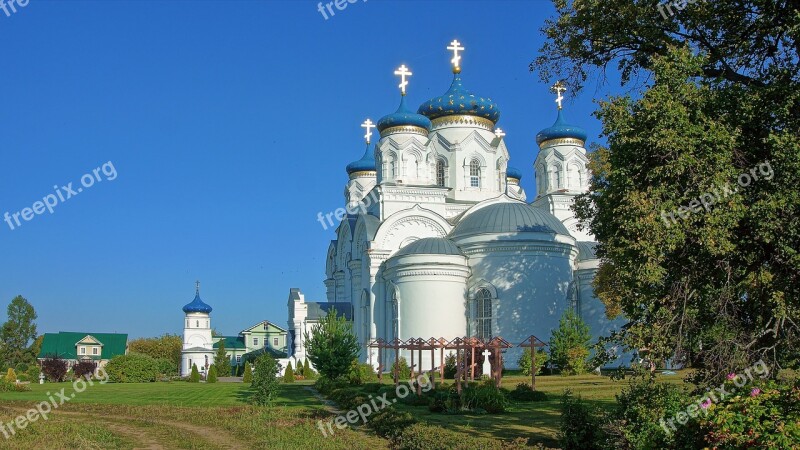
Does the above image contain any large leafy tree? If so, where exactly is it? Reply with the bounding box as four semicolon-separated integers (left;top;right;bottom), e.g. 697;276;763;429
534;0;800;384
0;296;38;367
303;310;360;380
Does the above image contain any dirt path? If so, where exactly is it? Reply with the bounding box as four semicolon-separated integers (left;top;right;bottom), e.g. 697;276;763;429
2;406;245;449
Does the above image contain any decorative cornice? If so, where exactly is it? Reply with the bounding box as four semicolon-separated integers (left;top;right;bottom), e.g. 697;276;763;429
460;243;573;256
393;269;470;278
431;115;495;131
349;171;376;179
538;137;586;149
380;125;429;138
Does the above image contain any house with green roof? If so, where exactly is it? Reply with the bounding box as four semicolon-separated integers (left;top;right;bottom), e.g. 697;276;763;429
211;321;287;374
38;331;128;370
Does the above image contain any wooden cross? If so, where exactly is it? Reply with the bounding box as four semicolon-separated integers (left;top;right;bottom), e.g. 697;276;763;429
519;335;547;390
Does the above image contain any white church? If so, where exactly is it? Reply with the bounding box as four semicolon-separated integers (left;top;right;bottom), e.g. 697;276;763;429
288;40;623;371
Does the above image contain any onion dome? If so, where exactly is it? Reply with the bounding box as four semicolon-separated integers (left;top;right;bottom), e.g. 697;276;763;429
395;237;463;257
450;202;570;239
418;74;500;124
506;167;523;182
183;286;212;314
536;109;587;147
346;145;376;175
377;96;432;136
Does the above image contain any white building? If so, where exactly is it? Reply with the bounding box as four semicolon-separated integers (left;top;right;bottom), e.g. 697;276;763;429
180;282;215;377
289;41;624;371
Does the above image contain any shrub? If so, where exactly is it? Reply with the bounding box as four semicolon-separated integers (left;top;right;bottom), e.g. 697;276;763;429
302;358;316;379
207;364;218;383
461;380;508;413
26;365;40;382
72;361;96;379
691;379;800;449
558;390;602;450
249;354;280;406
189;364;200;383
518;348;549;376
0;380;30;392
41;357;68;382
283;362;295;383
4;368;16;383
303;310;360;380
391;356;411;381
347;360;377;385
104;354;159;383
154;358;177;377
443;353;457;379
509;383;547;402
367;409;416;439
14;363;28;374
214;340;231;377
314;376;348;395
394;423;528;450
242;363;252;383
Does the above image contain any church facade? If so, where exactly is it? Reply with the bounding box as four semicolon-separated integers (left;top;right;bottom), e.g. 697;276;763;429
288;41;622;371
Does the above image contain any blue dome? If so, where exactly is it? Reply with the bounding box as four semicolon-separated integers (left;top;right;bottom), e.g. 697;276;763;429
394;237;463;257
346;145;376;174
418;74;500;123
506;167;523;180
377;96;432;133
182;293;212;314
450;202;570;239
536;109;587;145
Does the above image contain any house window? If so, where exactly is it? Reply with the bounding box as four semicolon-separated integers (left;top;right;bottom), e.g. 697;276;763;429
236;356;241;364
254;337;259;347
436;159;446;187
273;338;278;346
264;323;268;330
92;347;98;355
475;289;492;340
80;347;86;355
391;289;399;340
469;159;481;188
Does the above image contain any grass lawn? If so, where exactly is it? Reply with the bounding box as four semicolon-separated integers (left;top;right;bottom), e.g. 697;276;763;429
0;372;689;449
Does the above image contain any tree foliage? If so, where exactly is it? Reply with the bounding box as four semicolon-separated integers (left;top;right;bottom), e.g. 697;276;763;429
214;340;231;377
128;334;182;370
249;354;280;405
189;364;200;383
4;368;16;383
72;361;96;379
518;348;550;376
302;358;315;379
104;354;159;383
282;361;295;383
41;357;68;382
0;296;37;367
303;310;360;380
535;0;800;384
549;310;591;375
207;364;218;383
242;363;252;383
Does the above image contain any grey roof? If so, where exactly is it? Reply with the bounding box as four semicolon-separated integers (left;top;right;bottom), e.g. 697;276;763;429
450;202;570;239
394;237;463;257
576;241;598;261
307;302;353;321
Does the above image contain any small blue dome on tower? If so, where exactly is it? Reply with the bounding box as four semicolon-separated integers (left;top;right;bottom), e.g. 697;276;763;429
183;282;212;314
506;167;523;180
418;74;500;123
536;109;587;146
346;145;376;174
377;96;432;133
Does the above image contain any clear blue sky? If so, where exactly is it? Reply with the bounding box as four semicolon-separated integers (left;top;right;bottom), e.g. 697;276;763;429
0;0;608;339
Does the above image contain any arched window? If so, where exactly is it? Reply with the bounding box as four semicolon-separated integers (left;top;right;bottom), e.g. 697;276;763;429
548;165;561;190
196;320;199;328
406;154;418;179
568;164;582;189
186;320;189;328
389;156;396;179
475;289;492;340
436;159;446;187
206;320;209;328
469;159;481;188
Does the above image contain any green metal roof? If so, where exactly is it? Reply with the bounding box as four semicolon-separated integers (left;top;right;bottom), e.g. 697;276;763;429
38;332;128;360
241;346;287;363
213;336;246;350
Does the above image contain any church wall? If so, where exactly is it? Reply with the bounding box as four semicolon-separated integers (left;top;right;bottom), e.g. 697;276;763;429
461;240;576;368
